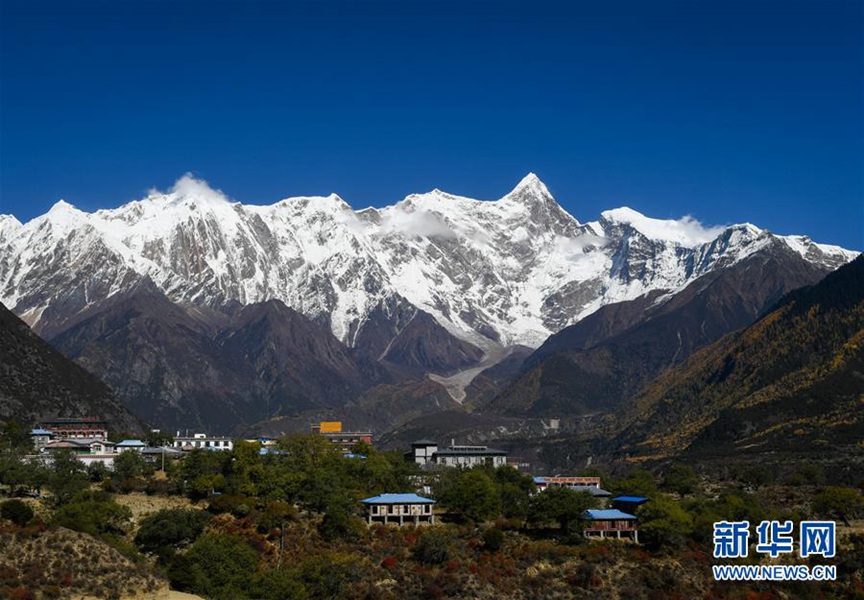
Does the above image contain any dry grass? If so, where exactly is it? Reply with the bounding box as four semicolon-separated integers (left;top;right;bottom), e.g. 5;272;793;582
113;493;196;523
0;523;165;600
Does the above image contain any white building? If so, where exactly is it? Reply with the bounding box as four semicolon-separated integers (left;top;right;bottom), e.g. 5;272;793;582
432;445;508;468
405;440;438;464
407;441;508;468
172;433;234;451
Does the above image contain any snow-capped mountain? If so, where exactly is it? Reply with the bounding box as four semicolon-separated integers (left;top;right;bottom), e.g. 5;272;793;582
0;174;856;350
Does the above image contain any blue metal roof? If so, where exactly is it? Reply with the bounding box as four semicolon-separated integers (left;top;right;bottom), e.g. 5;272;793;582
533;476;546;484
584;509;637;520
571;485;613;497
116;439;146;446
29;429;53;435
362;493;435;504
614;496;649;503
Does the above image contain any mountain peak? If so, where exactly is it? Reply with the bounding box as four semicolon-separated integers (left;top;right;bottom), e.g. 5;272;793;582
0;214;23;228
48;199;79;213
507;173;552;199
168;174;232;206
599;206;726;246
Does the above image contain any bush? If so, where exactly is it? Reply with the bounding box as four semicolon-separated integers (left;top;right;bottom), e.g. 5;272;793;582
180;534;258;599
813;486;863;526
663;464;699;496
412;528;453;565
318;503;364;542
250;568;306;599
1;499;33;526
435;469;501;523
207;494;254;518
134;508;210;558
53;492;132;537
482;527;504;552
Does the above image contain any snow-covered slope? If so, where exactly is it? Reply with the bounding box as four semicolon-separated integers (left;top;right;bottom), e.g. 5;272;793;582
0;174;856;348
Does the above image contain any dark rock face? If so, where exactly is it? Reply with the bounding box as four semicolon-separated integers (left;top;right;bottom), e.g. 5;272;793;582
485;242;836;418
48;287;483;434
0;302;145;434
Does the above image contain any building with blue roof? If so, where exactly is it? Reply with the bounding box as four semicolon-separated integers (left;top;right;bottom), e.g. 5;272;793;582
583;509;639;542
612;496;649;515
362;493;436;525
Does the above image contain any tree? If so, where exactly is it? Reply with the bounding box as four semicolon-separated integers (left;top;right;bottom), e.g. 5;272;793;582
46;450;89;506
1;499;33;526
227;440;264;496
611;468;658;497
0;451;30;494
528;487;597;533
87;461;110;482
113;450;148;482
274;433;345;512
181;534;258;599
663;464;699;496
146;430;174;448
180;449;230;500
135;508;211;561
493;466;535;520
318;500;364;542
53;490;133;537
0;422;31;451
637;494;693;549
813;486;863;527
435;468;501;523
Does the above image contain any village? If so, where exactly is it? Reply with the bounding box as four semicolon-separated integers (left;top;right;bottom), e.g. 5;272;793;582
2;414;860;599
21;417;646;542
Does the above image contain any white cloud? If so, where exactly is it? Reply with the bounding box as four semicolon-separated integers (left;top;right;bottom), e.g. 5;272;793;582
602;207;725;245
376;207;457;239
166;173;232;205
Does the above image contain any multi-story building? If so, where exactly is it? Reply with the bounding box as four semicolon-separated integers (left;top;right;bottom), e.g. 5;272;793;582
36;417;108;440
406;440;508;468
172;433;234;451
310;422;373;453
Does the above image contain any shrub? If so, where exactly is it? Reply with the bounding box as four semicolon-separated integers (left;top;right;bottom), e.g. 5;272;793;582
1;500;33;526
53;493;132;537
181;534;258;598
318;502;364;542
250;568;306;599
207;494;254;517
482;528;504;552
134;508;211;558
435;469;501;523
412;528;453;565
813;486;863;526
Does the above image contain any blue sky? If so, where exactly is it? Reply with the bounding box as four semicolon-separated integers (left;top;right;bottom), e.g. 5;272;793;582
1;0;862;249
